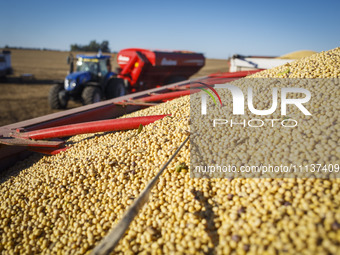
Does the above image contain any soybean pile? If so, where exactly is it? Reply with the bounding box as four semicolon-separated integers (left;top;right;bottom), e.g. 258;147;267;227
0;47;340;255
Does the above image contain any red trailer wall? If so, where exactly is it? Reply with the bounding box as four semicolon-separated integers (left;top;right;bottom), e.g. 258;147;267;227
117;48;205;89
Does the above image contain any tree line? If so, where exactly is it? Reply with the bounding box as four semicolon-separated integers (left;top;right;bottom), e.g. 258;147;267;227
70;40;110;53
2;40;112;53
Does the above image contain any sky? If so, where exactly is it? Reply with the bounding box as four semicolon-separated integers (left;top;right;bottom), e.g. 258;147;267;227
1;0;339;59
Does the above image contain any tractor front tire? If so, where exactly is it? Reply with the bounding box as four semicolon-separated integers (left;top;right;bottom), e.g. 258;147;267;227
105;78;126;99
48;84;68;109
82;86;102;105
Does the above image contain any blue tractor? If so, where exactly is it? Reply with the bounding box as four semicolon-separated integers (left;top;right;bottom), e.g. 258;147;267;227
48;53;126;109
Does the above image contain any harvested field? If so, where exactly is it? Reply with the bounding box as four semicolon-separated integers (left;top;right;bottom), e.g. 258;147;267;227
0;49;228;126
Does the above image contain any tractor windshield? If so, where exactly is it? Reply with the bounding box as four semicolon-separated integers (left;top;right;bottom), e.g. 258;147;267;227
76;58;110;78
76;59;99;75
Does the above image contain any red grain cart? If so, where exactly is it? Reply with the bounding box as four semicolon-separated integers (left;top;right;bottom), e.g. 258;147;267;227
117;48;205;91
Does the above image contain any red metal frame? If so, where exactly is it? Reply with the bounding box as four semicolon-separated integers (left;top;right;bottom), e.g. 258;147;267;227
14;115;169;140
0;137;64;148
136;90;200;103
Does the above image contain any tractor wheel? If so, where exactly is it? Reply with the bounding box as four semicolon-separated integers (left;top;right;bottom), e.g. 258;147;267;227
166;76;186;84
82;86;102;105
48;84;68;109
105;78;126;99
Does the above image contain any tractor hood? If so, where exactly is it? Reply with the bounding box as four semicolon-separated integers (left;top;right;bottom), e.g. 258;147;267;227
64;71;91;91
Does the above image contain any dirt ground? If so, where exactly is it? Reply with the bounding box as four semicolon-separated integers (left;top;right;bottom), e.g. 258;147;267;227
0;49;229;126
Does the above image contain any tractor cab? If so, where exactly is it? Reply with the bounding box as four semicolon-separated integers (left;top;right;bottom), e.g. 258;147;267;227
76;55;111;80
63;54;115;93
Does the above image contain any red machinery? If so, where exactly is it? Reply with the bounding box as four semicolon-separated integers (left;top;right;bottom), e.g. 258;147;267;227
117;48;205;90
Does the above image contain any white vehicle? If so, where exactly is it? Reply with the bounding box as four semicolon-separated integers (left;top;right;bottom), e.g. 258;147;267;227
0;50;13;79
229;54;294;72
229;51;316;72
